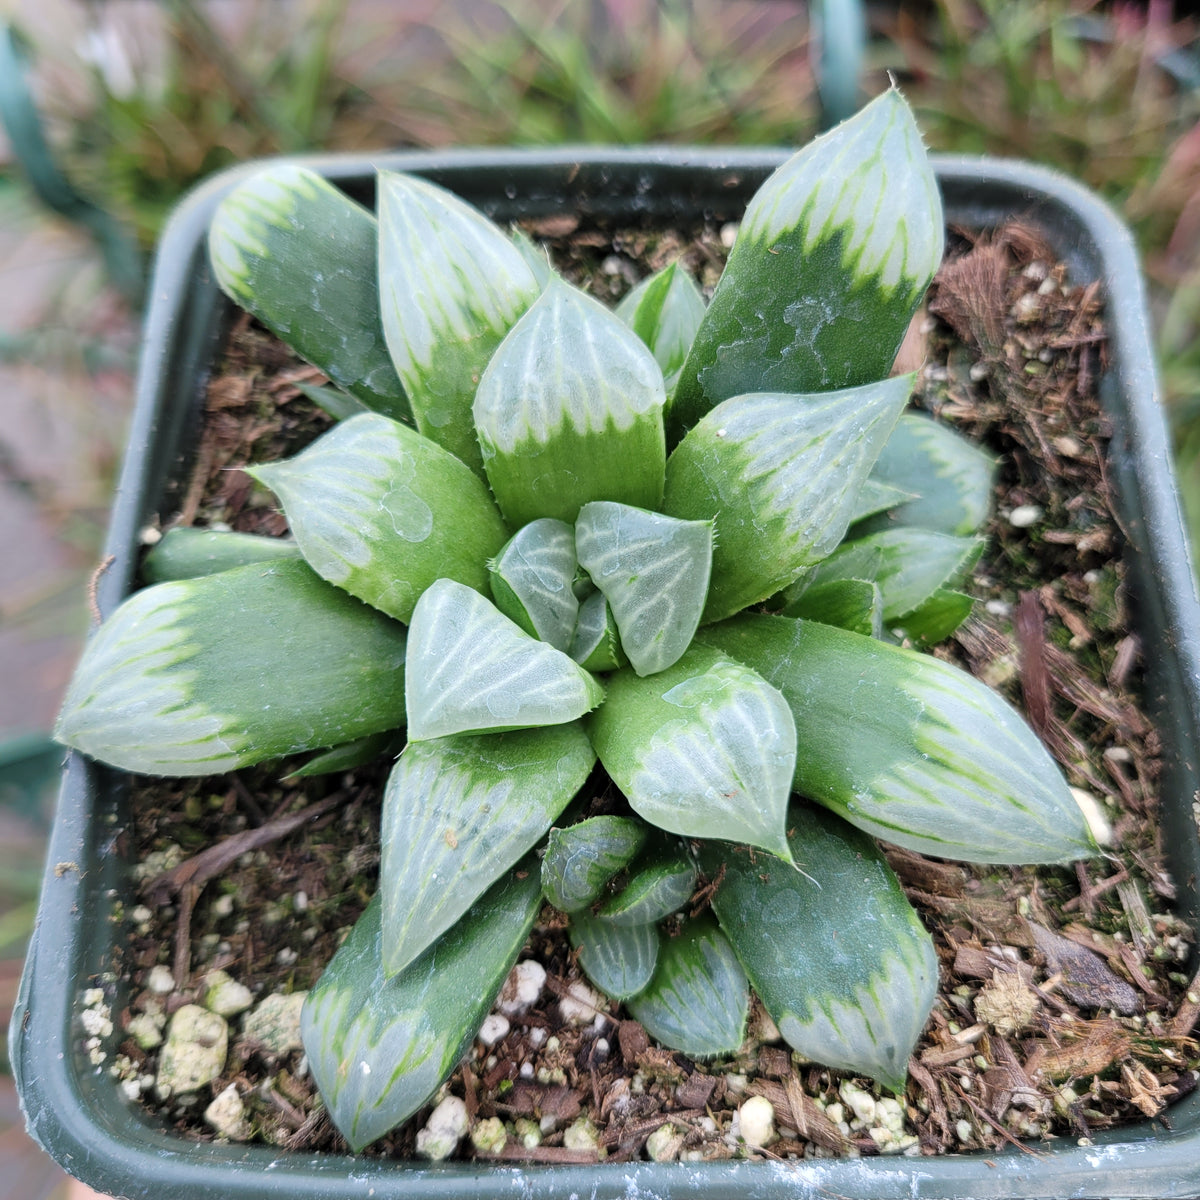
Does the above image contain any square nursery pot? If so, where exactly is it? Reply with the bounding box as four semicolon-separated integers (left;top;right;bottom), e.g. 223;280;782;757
11;147;1200;1199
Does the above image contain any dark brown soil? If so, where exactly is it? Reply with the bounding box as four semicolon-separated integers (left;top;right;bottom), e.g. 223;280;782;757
107;215;1199;1163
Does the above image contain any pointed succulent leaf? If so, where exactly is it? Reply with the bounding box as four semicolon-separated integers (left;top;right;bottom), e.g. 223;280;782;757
286;730;405;779
510;227;555;287
406;580;604;740
796;529;984;625
55;559;406;776
380;724;595;976
376;170;542;475
699;614;1096;864
140;528;301;584
249;413;509;624
209;164;409;420
589;645;795;860
570;910;660;1001
860;412;996;537
599;843;697;926
291;379;371;422
575;501;713;676
664;377;912;623
615;261;706;395
671;89;943;437
851;477;919;524
891;588;975;644
626;917;749;1059
541;815;647;912
568;589;627;672
301;868;541;1152
488;519;580;651
703;803;938;1092
473;280;667;527
783;577;883;638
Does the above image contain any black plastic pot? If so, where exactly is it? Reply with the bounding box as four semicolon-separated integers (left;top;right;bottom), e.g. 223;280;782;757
11;149;1200;1199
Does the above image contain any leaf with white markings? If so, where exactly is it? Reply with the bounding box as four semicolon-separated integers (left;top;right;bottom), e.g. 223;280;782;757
575;501;713;676
250;413;510;623
700;614;1097;864
568;589;627;672
488;519;579;651
599;842;697;926
377;171;542;475
473;280;667;526
616;261;706;395
589;645;796;860
541;816;647;912
570;910;659;1001
671;89;943;437
859;411;996;537
792;529;983;626
782;577;883;638
664;378;911;622
209;164;409;420
406;580;604;740
55;559;407;775
301;867;541;1151
704;803;938;1092
381;724;594;975
626;917;749;1058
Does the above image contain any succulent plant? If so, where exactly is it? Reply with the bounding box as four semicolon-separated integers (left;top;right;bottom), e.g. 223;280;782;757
55;90;1097;1153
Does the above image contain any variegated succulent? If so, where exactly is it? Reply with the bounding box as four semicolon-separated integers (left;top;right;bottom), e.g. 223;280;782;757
55;90;1098;1153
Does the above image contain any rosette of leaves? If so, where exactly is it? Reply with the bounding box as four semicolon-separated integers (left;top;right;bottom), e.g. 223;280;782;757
55;91;1097;1151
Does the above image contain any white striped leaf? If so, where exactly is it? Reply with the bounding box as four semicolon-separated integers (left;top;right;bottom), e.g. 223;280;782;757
699;614;1097;864
380;724;594;976
589;646;796;861
208;165;409;420
377;171;542;475
575;501;713;677
405;579;604;740
569;910;660;1001
615;261;706;396
664;377;912;623
626;917;749;1059
568;589;627;672
301;868;541;1151
851;478;918;524
473;280;667;527
794;529;984;625
860;411;996;537
671;89;943;437
704;803;938;1093
599;843;697;926
488;519;580;652
55;559;407;776
541;816;647;912
250;413;510;623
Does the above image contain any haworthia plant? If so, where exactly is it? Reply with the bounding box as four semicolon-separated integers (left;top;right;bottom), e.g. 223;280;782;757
208;164;409;420
56;89;1099;1149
